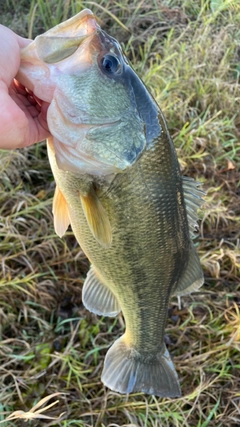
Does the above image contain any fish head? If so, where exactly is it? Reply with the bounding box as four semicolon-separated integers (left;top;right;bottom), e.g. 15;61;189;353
18;9;149;177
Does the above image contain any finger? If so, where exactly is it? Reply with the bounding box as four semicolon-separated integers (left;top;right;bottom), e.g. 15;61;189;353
17;35;32;49
0;26;32;87
0;83;51;149
0;85;29;149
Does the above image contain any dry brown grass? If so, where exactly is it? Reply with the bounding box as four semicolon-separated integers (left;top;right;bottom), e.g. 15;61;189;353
0;0;240;426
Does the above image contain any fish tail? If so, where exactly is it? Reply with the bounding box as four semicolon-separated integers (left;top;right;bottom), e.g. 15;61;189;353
101;335;181;397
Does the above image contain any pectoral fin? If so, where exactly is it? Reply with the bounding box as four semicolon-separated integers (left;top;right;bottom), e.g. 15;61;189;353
52;185;70;237
173;242;204;296
82;266;121;317
80;189;112;248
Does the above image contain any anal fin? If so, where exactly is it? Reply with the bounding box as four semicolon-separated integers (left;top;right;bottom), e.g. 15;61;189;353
173;242;204;296
82;266;121;317
80;189;112;249
52;185;70;237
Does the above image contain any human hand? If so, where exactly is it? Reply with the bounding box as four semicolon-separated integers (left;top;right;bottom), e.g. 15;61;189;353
0;25;51;149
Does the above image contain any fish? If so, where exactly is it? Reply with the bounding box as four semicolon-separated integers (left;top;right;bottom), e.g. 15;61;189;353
17;9;204;397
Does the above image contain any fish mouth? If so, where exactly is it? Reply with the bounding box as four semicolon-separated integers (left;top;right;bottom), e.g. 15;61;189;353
15;8;100;134
17;9;99;102
34;9;98;65
13;78;50;133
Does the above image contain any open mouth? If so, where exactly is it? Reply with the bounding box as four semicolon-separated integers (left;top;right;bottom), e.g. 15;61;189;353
13;78;51;137
13;78;47;113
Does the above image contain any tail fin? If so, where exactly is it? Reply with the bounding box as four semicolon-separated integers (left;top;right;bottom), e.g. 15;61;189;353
101;335;181;397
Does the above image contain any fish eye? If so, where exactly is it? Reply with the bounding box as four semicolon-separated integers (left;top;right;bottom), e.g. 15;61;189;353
100;54;121;75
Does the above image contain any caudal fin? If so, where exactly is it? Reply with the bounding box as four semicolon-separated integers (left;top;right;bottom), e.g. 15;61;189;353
101;335;181;397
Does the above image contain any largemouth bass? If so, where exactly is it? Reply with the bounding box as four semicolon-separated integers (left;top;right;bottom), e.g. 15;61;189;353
17;9;204;397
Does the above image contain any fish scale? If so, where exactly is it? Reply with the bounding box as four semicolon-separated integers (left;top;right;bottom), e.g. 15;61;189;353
18;8;204;397
48;134;187;353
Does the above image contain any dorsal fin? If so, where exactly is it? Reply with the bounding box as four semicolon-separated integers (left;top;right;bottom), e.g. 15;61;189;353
52;185;70;237
80;188;112;249
182;176;205;238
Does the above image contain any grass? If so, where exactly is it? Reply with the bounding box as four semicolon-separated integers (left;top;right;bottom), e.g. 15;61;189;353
0;0;240;425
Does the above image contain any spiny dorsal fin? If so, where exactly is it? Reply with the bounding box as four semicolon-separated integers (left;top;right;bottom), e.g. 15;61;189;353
182;176;205;239
80;188;112;249
52;185;70;237
82;266;121;317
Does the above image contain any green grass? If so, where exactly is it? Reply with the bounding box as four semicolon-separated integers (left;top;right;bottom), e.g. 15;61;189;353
0;0;240;425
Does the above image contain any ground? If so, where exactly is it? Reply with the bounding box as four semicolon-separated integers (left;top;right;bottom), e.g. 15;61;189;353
0;0;239;426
